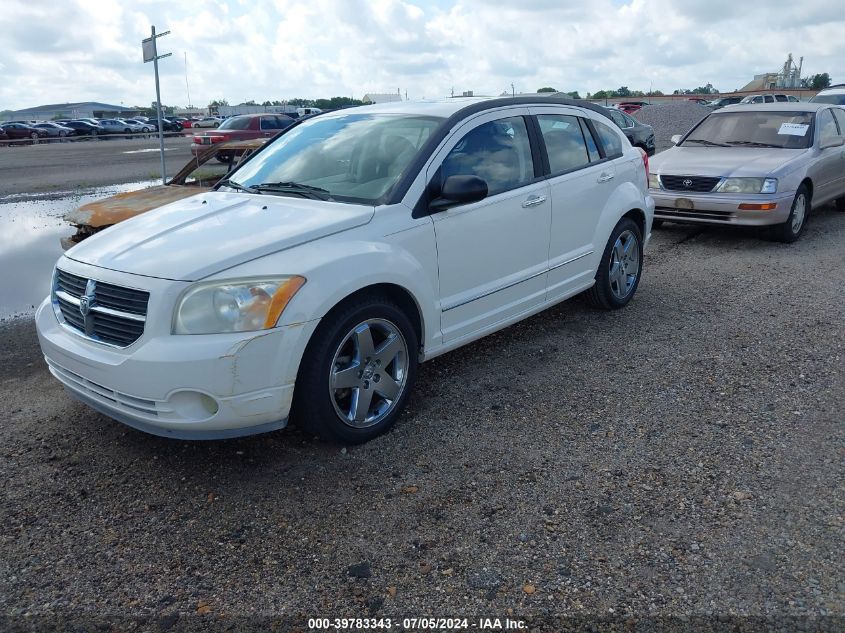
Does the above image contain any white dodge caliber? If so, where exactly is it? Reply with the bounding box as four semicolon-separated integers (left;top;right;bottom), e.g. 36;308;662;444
36;98;655;443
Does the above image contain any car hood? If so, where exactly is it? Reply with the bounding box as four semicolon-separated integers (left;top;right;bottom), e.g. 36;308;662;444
65;185;210;228
650;146;808;178
65;191;375;281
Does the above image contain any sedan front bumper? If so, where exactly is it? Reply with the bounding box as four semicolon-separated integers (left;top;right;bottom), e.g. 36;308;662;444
649;189;795;226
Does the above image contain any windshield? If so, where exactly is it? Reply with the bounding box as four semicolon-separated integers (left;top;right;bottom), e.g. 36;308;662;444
682;111;815;149
810;94;845;105
229;113;444;204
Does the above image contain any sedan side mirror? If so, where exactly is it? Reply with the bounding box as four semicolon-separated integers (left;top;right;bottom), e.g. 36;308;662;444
671;134;683;145
429;175;488;212
819;135;845;150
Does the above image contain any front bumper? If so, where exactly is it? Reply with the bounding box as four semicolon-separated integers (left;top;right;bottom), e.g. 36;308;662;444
649;189;794;226
36;296;320;440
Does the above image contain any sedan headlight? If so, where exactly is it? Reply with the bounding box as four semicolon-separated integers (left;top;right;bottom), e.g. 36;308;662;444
716;177;778;194
648;174;661;189
173;276;306;334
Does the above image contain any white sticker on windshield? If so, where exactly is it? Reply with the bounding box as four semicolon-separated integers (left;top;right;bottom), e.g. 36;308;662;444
778;123;809;136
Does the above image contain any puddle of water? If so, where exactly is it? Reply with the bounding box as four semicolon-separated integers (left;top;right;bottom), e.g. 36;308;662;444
0;181;157;320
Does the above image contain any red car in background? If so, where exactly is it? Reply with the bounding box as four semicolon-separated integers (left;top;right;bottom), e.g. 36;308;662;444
1;122;50;143
190;113;295;159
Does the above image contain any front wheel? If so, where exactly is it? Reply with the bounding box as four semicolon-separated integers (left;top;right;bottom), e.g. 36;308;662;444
771;185;809;243
292;297;418;444
586;217;643;310
30;132;39;144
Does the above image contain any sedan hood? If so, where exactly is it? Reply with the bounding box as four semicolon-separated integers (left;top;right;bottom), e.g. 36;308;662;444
650;146;808;178
66;192;375;281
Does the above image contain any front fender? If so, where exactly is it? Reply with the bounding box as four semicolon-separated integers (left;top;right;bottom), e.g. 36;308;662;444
214;222;440;350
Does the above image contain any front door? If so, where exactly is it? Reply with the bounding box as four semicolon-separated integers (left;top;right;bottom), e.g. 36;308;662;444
428;109;551;342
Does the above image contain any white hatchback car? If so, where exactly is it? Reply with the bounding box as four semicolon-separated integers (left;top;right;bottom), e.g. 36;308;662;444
36;97;654;443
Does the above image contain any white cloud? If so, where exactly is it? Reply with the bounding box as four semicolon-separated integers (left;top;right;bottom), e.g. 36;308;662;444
0;0;842;111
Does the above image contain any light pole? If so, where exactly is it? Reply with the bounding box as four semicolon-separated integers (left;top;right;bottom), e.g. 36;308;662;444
142;26;172;185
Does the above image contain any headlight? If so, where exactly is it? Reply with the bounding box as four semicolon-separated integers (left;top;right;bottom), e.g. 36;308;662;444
648;174;661;189
173;276;306;334
716;177;777;194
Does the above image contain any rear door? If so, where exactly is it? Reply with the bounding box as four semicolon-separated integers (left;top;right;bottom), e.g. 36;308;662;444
427;109;551;342
529;107;620;299
815;108;845;203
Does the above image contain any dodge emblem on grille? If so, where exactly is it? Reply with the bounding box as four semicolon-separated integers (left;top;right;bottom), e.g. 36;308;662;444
683;179;693;188
78;295;90;317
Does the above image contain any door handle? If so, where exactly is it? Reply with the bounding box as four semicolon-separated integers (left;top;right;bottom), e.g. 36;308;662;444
597;172;615;183
522;195;547;208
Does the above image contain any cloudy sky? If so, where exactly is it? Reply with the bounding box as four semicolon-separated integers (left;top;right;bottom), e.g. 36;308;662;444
1;0;842;111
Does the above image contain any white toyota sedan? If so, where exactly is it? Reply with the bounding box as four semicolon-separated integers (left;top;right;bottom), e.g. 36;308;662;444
36;97;654;443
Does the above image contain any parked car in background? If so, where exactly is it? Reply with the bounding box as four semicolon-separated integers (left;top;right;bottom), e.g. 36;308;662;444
171;117;193;128
688;98;710;104
33;122;75;138
98;119;144;135
63;120;105;136
739;94;800;105
193;116;223;128
0;122;50;142
159;118;184;132
62;139;268;248
708;96;743;109
37;97;653;443
649;102;845;241
809;84;845;106
0;127;9;144
191;113;295;158
617;104;642;114
604;106;655;155
124;119;153;133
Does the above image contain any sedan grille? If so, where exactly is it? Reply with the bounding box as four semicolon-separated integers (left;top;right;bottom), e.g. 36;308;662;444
54;269;149;347
660;175;721;193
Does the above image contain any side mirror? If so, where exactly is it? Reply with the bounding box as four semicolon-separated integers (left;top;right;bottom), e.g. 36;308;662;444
429;175;488;212
819;135;845;150
671;134;683;145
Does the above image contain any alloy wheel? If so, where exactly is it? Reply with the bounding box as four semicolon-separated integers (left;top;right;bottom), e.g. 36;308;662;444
791;193;806;234
329;318;409;428
608;229;640;300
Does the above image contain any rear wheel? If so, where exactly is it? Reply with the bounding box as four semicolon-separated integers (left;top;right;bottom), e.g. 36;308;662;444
771;185;809;243
586;217;643;310
30;132;38;144
292;296;418;444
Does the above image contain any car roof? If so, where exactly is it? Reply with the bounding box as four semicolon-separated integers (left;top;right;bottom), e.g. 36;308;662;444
715;102;829;114
319;96;612;121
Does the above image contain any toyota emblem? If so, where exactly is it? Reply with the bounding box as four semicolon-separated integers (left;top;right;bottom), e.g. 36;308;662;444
682;179;693;188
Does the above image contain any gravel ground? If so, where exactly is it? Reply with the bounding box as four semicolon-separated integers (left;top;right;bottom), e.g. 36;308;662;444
633;102;713;153
1;205;844;631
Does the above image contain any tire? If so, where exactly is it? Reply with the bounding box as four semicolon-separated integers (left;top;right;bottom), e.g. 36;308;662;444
835;197;845;212
292;296;419;444
771;185;809;243
90;130;97;137
30;132;38;144
652;219;664;229
586;217;644;310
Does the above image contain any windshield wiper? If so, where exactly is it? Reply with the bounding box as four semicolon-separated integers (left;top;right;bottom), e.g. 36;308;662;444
216;179;260;194
254;181;333;201
683;139;730;147
725;140;785;148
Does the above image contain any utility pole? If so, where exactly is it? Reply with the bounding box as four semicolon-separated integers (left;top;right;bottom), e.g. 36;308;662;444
184;52;192;109
142;26;172;185
511;83;515;97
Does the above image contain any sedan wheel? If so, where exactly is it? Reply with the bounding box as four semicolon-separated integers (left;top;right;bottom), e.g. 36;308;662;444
772;185;809;243
30;132;38;144
293;297;418;443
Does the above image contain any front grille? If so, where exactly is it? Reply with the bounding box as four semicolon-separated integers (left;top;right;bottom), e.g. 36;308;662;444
54;269;149;347
660;175;721;192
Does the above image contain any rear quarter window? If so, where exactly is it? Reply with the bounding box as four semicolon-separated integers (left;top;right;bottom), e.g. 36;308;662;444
593;120;624;158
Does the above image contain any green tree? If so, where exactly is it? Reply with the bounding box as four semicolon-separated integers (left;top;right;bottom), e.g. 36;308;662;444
593;90;609;100
616;86;631;97
808;73;831;90
564;91;581;99
314;96;364;110
537;87;557;93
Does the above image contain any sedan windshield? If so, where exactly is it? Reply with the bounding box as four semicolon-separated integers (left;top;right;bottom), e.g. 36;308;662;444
683;111;815;149
810;94;845;105
229;114;444;204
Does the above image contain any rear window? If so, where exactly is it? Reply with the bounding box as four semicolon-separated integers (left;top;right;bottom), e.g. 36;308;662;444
810;94;845;105
218;116;253;131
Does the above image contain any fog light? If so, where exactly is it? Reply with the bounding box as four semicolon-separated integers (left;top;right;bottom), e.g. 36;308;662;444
167;390;220;420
